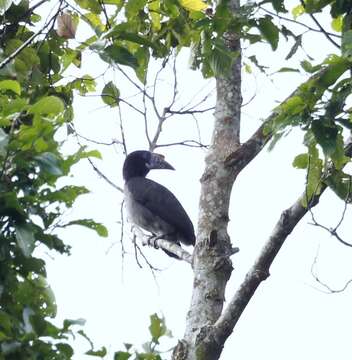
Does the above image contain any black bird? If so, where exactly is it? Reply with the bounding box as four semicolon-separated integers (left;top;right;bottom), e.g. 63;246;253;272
123;150;195;257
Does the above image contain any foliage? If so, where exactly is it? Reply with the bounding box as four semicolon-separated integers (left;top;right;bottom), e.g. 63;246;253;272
0;1;109;358
113;313;171;360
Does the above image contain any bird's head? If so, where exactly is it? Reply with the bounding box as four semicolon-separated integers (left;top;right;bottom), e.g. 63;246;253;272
123;150;174;181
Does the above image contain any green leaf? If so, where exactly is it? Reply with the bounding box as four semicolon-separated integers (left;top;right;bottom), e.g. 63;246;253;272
300;60;320;73
29;96;65;116
325;170;352;202
280;96;306;115
84;149;102;159
0;310;14;334
115;351;131;360
302;145;323;207
0;0;13;12
64;219;108;237
277;67;300;72
125;0;147;19
179;0;206;12
342;30;352;58
0;79;21;95
330;132;348;169
15;223;36;257
103;45;139;69
208;40;238;77
34;138;49;152
101;81;120;107
311;120;338;157
106;30;158;51
257;16;279;51
69;75;96;95
56;343;74;358
149;314;166;343
285;35;301;60
148;0;161;31
331;16;343;32
271;0;287;12
41;186;89;207
84;12;104;33
331;0;351;17
291;4;304;18
244;63;252;73
34;152;63;176
317;61;349;88
74;0;102;13
63;318;86;332
135;47;150;83
86;347;107;357
292;153;308;169
103;0;123;4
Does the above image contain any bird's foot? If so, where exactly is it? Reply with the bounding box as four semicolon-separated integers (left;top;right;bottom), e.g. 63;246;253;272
147;235;160;249
147;234;168;249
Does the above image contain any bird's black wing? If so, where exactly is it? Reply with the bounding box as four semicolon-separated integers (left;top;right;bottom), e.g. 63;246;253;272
125;177;195;245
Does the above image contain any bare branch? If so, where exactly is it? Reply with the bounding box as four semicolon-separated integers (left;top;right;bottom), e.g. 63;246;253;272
118;106;128;155
133;227;193;264
98;0;111;29
165;107;215;115
73;130;122;147
311;249;352;294
333;177;351;231
87;158;123;192
155;140;208;149
308;217;352;247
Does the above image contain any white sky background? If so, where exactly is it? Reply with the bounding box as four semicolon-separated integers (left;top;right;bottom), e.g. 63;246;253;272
34;0;352;358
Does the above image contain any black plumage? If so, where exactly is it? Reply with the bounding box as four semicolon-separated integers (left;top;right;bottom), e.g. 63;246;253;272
123;150;195;256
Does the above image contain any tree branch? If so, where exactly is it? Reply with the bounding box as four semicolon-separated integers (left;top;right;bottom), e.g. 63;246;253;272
212;138;352;344
213;190;319;341
133;227;193;264
224;62;350;175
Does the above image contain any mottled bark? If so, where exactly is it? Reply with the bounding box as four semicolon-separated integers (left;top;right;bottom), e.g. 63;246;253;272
171;0;242;358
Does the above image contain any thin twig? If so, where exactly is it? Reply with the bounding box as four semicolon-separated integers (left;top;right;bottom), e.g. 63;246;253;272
311;247;352;293
98;0;111;29
333;176;351;231
299;0;340;49
155;140;208;149
259;6;341;39
118;106;128;155
87;157;123;192
165;107;215;115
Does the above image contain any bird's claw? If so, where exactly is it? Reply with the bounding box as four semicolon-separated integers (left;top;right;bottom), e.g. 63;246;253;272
147;235;159;249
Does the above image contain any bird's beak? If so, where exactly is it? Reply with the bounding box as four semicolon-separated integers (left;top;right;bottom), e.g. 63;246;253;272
148;153;175;170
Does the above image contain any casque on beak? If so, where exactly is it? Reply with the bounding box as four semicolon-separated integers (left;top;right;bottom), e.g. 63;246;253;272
147;153;175;170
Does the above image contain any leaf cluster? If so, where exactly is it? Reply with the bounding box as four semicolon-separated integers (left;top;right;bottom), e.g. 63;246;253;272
112;313;171;360
0;1;108;358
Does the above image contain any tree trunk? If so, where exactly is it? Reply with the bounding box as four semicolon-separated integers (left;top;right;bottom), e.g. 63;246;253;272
172;1;242;359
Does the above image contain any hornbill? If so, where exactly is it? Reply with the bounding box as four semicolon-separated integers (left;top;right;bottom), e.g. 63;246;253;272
123;150;195;257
